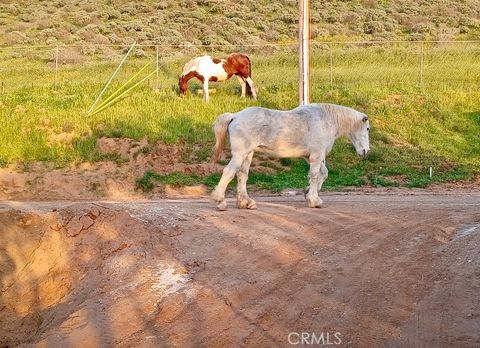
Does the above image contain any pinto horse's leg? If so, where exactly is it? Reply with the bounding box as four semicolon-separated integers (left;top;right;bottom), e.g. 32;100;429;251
211;153;246;210
305;153;324;208
236;75;247;98
245;77;257;100
236;151;256;209
203;78;209;102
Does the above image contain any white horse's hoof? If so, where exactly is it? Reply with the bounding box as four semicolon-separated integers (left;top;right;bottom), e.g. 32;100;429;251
307;197;323;208
211;190;223;202
211;190;227;210
217;200;227;211
237;199;248;209
237;197;257;210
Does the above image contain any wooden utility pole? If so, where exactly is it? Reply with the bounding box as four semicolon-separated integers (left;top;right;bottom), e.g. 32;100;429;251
298;0;310;105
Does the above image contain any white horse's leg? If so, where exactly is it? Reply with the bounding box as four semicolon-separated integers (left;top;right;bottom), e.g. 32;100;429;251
236;151;256;209
316;159;328;192
305;154;324;208
236;75;247;98
203;78;209;102
211;154;246;210
245;77;257;100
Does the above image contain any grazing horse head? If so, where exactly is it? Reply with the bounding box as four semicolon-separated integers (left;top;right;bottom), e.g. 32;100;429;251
347;114;370;158
178;53;257;102
178;71;201;97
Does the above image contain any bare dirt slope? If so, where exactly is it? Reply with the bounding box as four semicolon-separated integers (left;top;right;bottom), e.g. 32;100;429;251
1;193;479;347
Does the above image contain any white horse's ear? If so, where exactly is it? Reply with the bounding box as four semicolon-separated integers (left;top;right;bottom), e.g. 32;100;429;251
362;115;368;122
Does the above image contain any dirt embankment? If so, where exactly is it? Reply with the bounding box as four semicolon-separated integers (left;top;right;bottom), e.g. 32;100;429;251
0;137;290;201
0;204;186;347
1;194;479;347
0;138;216;201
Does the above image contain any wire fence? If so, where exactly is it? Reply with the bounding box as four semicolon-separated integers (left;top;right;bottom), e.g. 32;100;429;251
0;41;479;96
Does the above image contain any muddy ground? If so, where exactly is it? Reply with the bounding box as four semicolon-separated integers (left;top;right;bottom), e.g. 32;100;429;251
0;192;479;347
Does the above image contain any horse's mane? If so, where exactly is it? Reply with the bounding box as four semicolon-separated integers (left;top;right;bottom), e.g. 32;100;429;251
316;103;364;135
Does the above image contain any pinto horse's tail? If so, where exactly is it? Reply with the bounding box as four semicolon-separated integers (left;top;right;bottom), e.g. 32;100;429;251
212;112;236;162
244;55;253;97
246;80;253;97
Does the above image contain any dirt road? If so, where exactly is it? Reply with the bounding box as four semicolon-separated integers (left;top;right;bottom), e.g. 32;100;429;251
1;192;479;347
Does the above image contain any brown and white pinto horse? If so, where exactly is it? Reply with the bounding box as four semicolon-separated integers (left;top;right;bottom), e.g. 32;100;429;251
178;53;257;102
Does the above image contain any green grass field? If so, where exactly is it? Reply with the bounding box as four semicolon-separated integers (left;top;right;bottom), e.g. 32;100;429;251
0;43;479;190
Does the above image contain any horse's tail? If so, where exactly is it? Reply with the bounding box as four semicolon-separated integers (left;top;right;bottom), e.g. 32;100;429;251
244;55;253;97
212;112;236;162
245;80;253;97
245;55;252;77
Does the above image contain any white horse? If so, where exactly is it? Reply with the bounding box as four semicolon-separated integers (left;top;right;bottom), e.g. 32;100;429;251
211;103;370;210
179;53;257;102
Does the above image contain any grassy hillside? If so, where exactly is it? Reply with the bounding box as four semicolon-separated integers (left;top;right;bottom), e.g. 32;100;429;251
0;43;479;190
0;1;479;191
1;0;480;48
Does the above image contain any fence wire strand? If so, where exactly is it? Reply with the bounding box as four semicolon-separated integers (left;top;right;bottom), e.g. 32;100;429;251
0;41;479;93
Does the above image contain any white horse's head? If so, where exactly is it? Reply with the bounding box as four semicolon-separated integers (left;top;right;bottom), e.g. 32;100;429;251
348;114;370;158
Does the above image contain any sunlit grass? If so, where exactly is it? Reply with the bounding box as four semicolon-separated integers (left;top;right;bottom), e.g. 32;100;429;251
0;44;479;189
